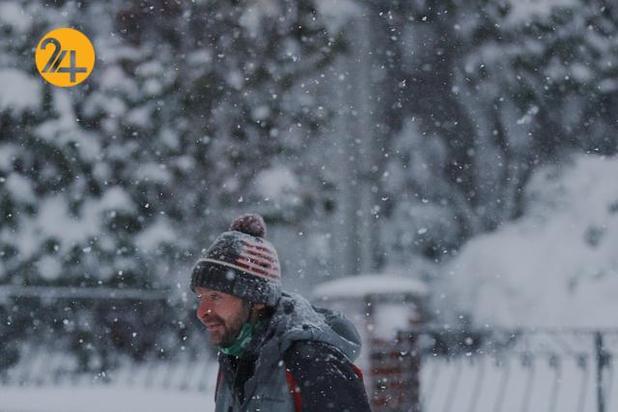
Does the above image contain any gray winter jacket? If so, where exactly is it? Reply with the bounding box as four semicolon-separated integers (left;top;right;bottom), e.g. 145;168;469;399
214;292;371;412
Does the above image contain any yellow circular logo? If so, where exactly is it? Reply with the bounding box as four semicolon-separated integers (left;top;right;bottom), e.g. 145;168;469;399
35;28;95;87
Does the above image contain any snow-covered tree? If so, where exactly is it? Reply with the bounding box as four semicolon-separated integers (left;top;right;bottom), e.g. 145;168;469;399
0;0;340;367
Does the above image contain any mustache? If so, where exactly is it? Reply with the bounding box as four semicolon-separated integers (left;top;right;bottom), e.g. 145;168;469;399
201;314;224;324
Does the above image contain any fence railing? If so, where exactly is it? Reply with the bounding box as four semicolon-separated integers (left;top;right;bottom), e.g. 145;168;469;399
368;328;618;412
3;286;617;412
0;285;216;393
0;345;216;393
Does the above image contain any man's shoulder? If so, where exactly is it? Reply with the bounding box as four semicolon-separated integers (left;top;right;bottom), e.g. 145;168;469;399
283;340;347;363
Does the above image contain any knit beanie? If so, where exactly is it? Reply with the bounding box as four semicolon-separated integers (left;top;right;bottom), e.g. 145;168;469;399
190;213;282;306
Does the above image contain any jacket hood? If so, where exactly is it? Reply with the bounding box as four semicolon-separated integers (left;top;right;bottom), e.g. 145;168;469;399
268;291;362;361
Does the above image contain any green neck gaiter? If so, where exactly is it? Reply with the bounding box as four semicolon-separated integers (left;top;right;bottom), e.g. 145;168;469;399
220;322;255;357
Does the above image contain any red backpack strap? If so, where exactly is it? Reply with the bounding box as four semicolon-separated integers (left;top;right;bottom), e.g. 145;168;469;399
285;368;303;412
351;363;364;381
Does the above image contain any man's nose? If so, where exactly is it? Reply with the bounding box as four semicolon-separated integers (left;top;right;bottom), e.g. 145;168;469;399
197;301;214;320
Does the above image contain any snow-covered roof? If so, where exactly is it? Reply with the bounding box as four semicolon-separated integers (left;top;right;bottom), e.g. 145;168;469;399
313;274;428;299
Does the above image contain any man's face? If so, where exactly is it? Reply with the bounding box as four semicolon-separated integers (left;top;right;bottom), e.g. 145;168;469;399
195;287;250;347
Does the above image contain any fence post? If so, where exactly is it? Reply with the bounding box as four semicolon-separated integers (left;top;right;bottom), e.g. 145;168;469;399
595;331;608;412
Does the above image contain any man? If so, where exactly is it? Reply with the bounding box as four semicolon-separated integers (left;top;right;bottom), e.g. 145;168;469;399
191;213;372;412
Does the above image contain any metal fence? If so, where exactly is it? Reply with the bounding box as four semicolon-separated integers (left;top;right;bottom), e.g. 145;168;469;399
0;285;216;393
368;328;618;412
3;286;618;412
0;345;215;393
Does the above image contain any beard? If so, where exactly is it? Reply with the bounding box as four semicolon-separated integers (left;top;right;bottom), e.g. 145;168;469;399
204;303;250;347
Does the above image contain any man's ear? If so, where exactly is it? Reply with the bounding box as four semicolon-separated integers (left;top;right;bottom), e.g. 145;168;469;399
250;303;266;321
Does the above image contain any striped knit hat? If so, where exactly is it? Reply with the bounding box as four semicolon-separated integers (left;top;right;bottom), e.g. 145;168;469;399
190;213;281;306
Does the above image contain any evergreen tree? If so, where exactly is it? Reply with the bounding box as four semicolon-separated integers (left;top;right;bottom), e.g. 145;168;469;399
0;0;339;369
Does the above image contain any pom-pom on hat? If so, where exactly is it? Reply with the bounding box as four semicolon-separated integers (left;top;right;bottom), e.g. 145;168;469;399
191;213;281;306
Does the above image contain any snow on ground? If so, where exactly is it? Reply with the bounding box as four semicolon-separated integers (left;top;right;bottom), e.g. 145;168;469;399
3;351;614;412
0;348;218;412
448;154;618;328
0;386;214;412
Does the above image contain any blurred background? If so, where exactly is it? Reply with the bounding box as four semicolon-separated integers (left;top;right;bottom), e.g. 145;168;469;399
1;0;618;411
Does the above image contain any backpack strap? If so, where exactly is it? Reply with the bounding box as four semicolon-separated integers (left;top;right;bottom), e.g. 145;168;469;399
284;367;303;412
215;367;223;403
351;363;364;381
